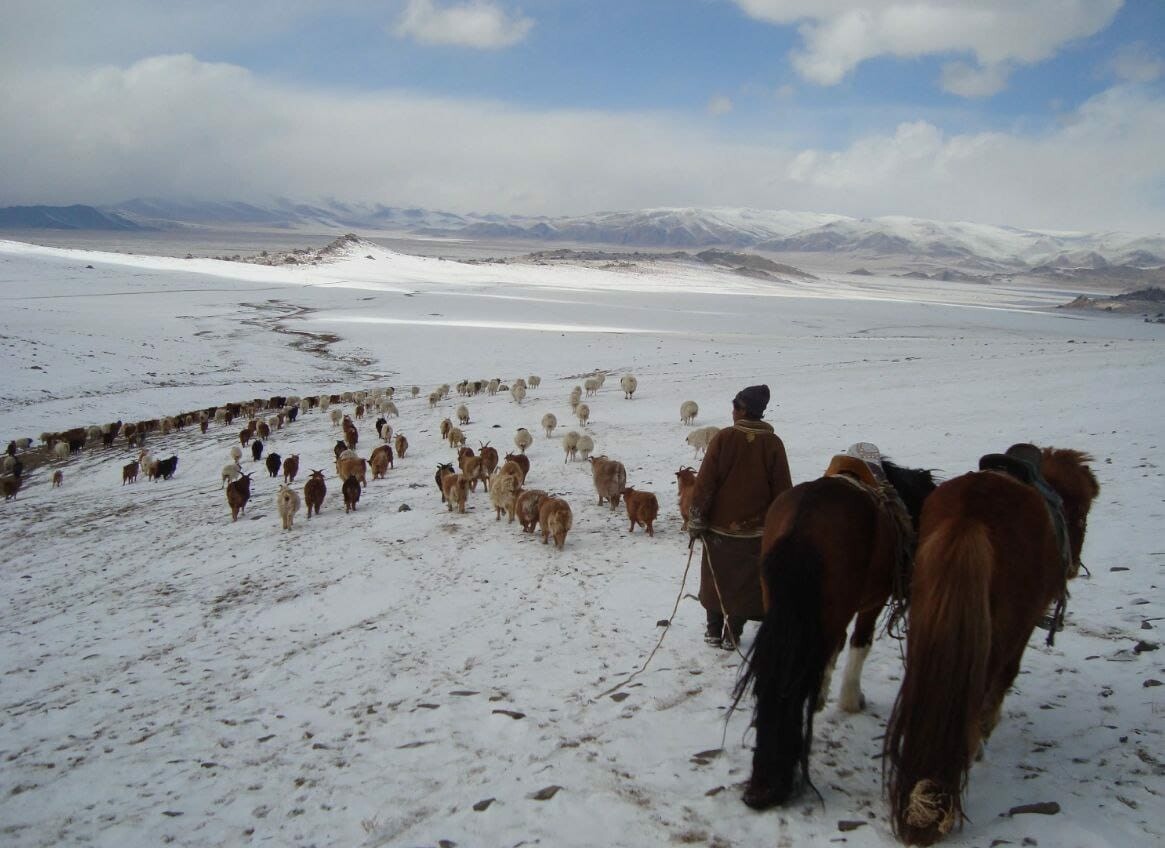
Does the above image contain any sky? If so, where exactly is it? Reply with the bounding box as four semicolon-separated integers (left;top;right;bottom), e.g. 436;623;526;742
1;0;1163;233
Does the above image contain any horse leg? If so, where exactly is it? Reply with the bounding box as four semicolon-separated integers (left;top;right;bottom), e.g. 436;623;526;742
816;642;842;712
838;608;879;713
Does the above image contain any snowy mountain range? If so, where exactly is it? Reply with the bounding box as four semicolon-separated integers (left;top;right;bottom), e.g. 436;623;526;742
2;199;1163;271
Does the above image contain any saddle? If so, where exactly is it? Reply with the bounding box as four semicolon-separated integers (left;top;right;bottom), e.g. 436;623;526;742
824;442;887;488
979;443;1073;644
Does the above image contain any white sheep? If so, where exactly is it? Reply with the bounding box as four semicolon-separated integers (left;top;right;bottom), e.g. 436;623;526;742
299;397;311;413
383;401;398;417
541;413;557;438
330;408;344;427
230;445;243;462
685;425;721;458
513;377;527;390
680;400;699;425
319;394;331;411
528;375;541;388
562;431;580;463
577;434;595;460
569;386;583;410
456;404;470;425
222;462;242;488
576;403;590;427
52;441;69;460
511;384;527;404
342;391;355;403
594;371;607;387
276;484;301;531
620;374;638;399
447;426;466;449
428;391;440;408
514;427;533;454
584;377;600;397
411;386;420;397
488;378;500;396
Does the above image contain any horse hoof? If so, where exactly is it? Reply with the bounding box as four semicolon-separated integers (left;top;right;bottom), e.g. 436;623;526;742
742;779;788;810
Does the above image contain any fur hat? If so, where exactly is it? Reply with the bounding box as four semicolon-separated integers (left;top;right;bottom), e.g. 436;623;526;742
733;384;770;418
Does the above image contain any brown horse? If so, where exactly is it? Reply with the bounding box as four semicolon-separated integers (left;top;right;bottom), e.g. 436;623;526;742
884;447;1099;845
733;457;938;809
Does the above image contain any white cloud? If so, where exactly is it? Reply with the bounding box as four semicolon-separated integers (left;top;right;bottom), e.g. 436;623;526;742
1;55;1162;233
708;95;735;115
394;0;533;49
733;1;1123;95
1108;42;1164;83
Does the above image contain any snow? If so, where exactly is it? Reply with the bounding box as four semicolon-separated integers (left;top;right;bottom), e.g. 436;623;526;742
0;238;1162;848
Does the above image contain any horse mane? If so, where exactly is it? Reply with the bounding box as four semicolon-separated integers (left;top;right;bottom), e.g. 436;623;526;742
881;459;940;530
880;460;940;638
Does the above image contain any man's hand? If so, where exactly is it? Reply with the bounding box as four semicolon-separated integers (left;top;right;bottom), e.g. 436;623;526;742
688;518;707;544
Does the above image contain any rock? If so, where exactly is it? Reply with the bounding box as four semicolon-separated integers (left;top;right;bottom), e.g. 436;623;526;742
1133;640;1158;653
610;692;629;702
1144;679;1162;688
838;820;866;832
530;785;561;801
1007;801;1060;816
491;709;525;719
473;798;494;811
398;503;411;512
656;619;670;627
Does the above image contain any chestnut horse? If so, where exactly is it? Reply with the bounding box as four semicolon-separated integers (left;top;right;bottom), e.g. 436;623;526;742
733;458;938;809
884;447;1099;845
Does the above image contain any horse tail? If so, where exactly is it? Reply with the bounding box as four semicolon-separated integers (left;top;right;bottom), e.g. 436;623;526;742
885;518;992;845
732;532;825;808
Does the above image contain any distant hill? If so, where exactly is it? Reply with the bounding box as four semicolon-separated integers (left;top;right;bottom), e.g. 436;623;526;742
0;205;143;230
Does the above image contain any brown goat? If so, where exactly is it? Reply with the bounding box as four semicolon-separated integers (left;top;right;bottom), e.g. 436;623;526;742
337;456;367;488
342;474;361;513
304;470;326;517
621;487;659;536
538;497;573;549
122;460;139;485
588;455;627;510
52;469;63;488
442;472;469;513
283;454;300;483
1;476;20;500
370;445;394;480
435;462;456;503
239;427;253;446
503;452;530;484
674;466;697;531
515;488;548;532
479;442;498;475
394;433;409;459
459;453;488;492
226;472;253;521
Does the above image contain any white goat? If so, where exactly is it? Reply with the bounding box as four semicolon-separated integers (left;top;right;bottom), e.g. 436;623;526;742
276;484;301;530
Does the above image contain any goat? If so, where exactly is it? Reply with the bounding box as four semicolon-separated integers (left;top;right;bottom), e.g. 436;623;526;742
503;452;530;484
456;404;470;425
354;403;365;420
51;469;63;488
226;473;254;521
459;453;487;492
53;441;70;461
337;456;368;489
276;484;301;530
447;427;466;449
156;455;179;481
343;423;359;450
442;472;469;513
394;433;408;459
680;400;699;425
304;470;326;517
488;468;521;521
435;462;456;503
342;474;361;513
515;489;548;533
240;427;253;446
674;467;697;530
577;435;595;460
440;418;453;440
576;403;590;427
251;439;264;462
478;442;499;476
541;413;557;438
621;487;659;536
283;454;300;483
538;497;573;550
620;374;638;399
375;416;388;439
2;476;22;500
333;440;348;460
685;425;720;458
257;421;271;440
370;445;394;480
562;431;580;463
122;460;139;485
588;456;627;510
265;453;282;478
513;427;533;454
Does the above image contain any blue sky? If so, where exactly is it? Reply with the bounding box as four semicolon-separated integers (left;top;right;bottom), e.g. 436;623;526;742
1;1;1163;232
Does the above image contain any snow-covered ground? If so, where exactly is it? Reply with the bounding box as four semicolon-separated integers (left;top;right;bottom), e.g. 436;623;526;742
0;238;1162;848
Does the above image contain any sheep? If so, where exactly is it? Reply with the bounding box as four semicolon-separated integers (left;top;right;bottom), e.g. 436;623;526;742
122;461;139;485
342;474;362;513
439;383;451;398
456;404;470;425
589;456;627;510
569;386;583;410
221;462;243;488
541;413;557;438
576;403;590;427
52;441;70;461
283;454;300;483
229;445;242;462
370;445;394;480
384;401;399;418
1;455;15;474
300;397;312;413
503;453;530;484
276;484;301;531
593;371;607;387
488;468;521;521
330;408;344;427
337;456;368;489
435;462;456;503
511;384;526;405
674;467;698;530
304;470;326;517
584;377;600;397
487;378;500;396
318;394;331;411
429;391;441;408
538;497;573;550
1;476;21;500
226;473;254;521
442;473;470;513
621;487;659;536
621;374;638;399
562;431;580;463
52;469;63;488
439;418;453;440
528;375;541;389
408;385;418;398
447;427;466;449
342;391;355;403
577;434;595;460
14;437;33;451
685;425;721;458
680;400;699;425
394;433;409;459
515;489;548;533
513;427;533;454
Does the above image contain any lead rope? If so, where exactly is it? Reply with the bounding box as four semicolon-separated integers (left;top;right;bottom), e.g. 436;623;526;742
703;537;749;660
597;540;698;699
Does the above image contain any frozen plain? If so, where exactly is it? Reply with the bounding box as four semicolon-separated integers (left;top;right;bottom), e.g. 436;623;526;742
0;237;1162;847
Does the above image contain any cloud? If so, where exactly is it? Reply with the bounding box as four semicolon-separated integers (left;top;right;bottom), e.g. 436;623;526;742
0;54;1162;233
708;96;735;115
733;1;1123;95
394;0;533;49
1107;41;1164;83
